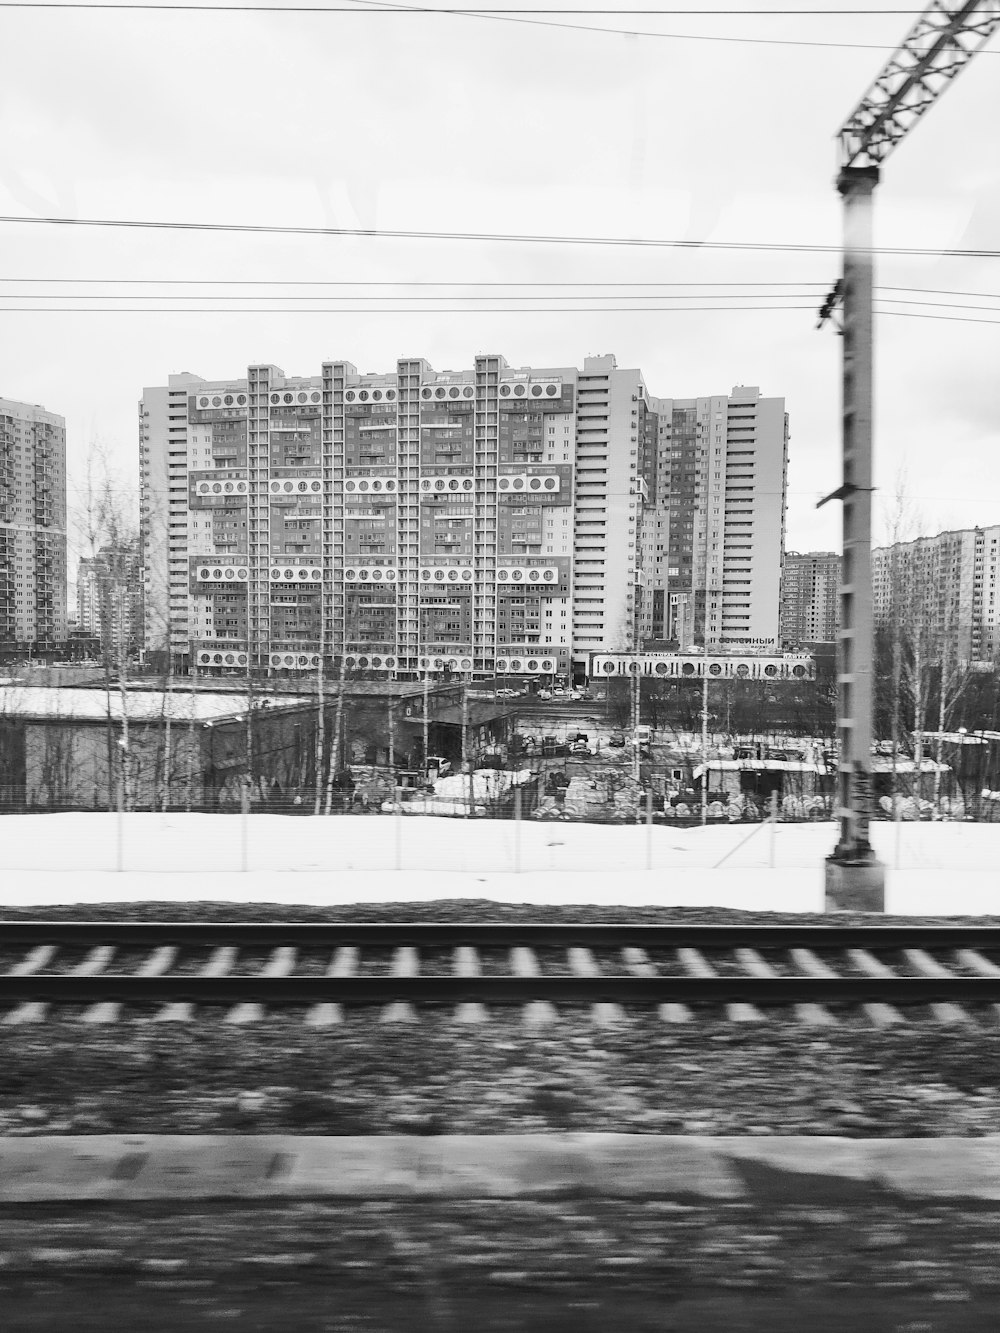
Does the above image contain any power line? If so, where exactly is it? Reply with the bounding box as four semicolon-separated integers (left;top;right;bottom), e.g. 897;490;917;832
0;277;830;286
329;0;1000;50
0;303;821;312
0;292;828;302
3;305;998;322
2;214;997;257
874;309;1000;326
3;277;998;301
0;3;930;11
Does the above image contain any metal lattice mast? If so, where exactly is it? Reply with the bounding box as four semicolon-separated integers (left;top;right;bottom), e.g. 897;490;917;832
823;0;998;910
839;0;1000;169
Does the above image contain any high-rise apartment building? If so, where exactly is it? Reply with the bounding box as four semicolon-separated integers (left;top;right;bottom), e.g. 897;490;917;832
780;551;841;646
140;358;787;679
0;396;67;647
872;525;1000;664
77;541;143;659
639;386;788;651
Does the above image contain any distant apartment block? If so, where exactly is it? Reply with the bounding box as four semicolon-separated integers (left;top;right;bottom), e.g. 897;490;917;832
872;525;1000;663
0;396;67;647
780;551;841;647
639;387;789;652
140;358;788;679
77;541;143;659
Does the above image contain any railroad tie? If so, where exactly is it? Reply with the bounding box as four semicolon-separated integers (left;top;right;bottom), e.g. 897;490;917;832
568;947;623;1026
306;946;359;1025
623;947;691;1023
779;947;838;1026
904;949;972;1026
2;946;57;1025
156;944;238;1022
956;950;1000;1024
453;946;486;1023
227;947;298;1024
679;946;763;1023
846;948;904;1027
382;946;419;1023
75;947;119;1024
511;946;557;1026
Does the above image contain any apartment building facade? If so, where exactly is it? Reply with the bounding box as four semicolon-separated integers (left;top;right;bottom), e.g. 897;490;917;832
780;550;841;647
639;386;788;652
0;396;68;647
77;541;143;659
141;358;785;679
872;525;1000;664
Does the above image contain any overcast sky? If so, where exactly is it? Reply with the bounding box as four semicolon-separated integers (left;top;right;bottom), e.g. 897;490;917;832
2;0;998;569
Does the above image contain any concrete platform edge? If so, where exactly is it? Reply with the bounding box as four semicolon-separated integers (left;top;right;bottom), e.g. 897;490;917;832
2;1134;999;1204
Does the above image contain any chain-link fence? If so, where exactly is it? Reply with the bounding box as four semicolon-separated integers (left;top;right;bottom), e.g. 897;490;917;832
1;794;998;875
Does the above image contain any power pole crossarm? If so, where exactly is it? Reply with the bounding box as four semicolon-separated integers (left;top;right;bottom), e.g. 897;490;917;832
839;0;1000;169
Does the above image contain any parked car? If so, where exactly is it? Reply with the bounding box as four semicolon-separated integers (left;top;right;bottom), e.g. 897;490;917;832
495;688;520;698
537;689;553;700
608;733;626;748
573;690;593;701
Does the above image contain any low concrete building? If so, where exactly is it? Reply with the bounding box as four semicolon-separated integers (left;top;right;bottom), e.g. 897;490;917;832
0;687;314;810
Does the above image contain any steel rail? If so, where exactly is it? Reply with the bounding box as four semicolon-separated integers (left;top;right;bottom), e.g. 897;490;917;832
1;976;999;1004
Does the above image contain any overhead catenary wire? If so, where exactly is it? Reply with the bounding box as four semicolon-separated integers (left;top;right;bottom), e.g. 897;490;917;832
2;214;998;258
3;0;990;55
2;305;997;322
2;278;998;302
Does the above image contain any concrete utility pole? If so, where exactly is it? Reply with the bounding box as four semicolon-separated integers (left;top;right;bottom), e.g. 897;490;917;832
820;0;999;912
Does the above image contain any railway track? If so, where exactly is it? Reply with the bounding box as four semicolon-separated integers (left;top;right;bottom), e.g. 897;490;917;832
3;921;1000;1025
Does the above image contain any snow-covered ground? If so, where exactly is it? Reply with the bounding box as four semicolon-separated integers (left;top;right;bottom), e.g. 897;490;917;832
1;813;997;915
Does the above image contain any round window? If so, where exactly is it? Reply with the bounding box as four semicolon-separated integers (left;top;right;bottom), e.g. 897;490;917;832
237;395;247;405
530;385;542;397
283;393;293;404
212;396;222;407
297;393;307;403
546;384;558;396
223;395;234;406
513;384;525;396
499;385;511;397
198;397;209;407
270;394;281;404
449;387;460;398
310;392;320;403
359;390;369;402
